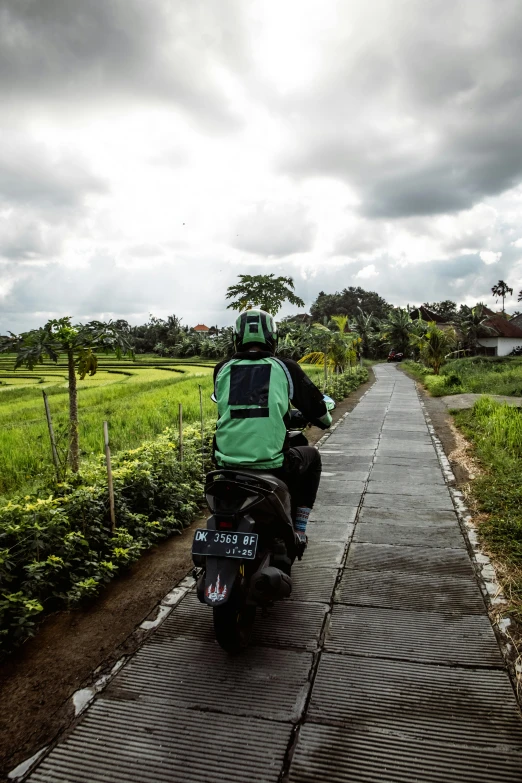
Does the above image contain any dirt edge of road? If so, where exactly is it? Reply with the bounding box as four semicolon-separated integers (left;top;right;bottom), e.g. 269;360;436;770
0;369;376;780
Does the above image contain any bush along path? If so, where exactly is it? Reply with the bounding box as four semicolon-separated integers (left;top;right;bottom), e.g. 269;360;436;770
0;424;214;657
0;367;368;657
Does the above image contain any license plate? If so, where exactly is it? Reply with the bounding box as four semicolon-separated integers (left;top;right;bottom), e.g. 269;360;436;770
192;529;258;560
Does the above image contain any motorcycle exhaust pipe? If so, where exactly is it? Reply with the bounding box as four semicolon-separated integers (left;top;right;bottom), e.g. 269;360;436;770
250;566;292;603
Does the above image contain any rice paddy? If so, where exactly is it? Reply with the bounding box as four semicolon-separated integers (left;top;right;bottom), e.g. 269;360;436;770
0;354;324;497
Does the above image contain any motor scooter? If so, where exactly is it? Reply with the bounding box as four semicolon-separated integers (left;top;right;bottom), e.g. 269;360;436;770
192;396;335;653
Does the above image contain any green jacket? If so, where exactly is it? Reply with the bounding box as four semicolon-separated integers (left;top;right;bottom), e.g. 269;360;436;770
213;350;331;470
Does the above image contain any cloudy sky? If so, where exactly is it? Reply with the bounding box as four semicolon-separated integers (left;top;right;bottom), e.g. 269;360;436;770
2;0;522;332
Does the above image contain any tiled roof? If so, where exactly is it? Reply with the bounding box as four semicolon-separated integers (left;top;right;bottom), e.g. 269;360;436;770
193;324;210;331
483;315;522;338
410;306;447;323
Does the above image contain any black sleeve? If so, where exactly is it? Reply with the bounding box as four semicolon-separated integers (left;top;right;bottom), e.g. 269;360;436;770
281;358;330;428
213;359;228;386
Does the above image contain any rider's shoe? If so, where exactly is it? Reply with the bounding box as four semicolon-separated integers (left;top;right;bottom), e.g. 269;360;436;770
296;533;308;561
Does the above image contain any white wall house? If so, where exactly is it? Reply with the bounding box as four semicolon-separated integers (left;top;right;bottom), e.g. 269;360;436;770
477;336;522;356
475;311;522;355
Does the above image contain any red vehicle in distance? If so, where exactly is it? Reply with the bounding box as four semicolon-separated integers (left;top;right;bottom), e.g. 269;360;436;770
387;349;404;362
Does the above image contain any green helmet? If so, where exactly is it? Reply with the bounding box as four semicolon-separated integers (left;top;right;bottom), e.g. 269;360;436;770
234;309;278;352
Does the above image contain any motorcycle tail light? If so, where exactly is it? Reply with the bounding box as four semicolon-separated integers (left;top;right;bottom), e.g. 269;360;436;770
216;518;234;530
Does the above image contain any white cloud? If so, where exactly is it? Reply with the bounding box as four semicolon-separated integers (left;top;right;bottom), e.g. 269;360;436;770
480;250;502;265
355;264;378;279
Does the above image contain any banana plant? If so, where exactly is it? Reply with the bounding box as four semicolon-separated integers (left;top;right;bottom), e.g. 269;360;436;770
298;316;360;379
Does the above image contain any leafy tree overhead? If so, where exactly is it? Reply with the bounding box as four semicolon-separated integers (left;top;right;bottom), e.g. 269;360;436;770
225;274;305;315
0;317;133;473
311;286;390;322
491;280;513;314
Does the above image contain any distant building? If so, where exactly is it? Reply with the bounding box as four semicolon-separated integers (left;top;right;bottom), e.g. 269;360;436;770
509;313;522;330
409;305;447;324
192;324;210;333
477;311;522;356
283;313;313;324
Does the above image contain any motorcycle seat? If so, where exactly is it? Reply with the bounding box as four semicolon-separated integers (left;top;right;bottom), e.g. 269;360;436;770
235;469;290;494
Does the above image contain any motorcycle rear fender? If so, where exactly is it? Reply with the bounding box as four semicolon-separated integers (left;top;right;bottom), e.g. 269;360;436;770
202;514;255;607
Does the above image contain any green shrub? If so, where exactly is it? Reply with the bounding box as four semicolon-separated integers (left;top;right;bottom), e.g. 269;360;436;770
323;367;368;401
0;424;213;656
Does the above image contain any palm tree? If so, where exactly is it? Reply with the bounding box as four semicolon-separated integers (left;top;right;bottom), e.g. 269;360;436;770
350;307;376;358
491;280;513;314
299;317;359;379
459;304;496;352
379;308;412;355
410;322;456;375
408;318;429;361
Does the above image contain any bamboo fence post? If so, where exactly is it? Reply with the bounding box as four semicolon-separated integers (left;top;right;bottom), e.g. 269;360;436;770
103;421;116;533
42;390;61;482
178;402;183;464
198;384;204;471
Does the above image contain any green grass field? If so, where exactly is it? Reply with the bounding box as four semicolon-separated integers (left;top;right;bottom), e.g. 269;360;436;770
402;356;522;397
0;354;218;496
0;354;324;497
453;398;522;623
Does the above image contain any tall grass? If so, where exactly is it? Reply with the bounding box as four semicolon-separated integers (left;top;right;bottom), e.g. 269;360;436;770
403;356;522;397
472;397;522;457
453;398;522;622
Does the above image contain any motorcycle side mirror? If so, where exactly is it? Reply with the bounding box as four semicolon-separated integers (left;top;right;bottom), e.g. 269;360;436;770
210;393;217;403
323;394;336;411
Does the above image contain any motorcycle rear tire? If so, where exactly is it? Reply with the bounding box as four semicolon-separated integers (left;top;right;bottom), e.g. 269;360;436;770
213;596;255;654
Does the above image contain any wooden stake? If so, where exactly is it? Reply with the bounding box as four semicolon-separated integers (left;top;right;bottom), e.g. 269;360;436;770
42;390;61;482
103;421;116;533
198;384;204;469
178;402;183;464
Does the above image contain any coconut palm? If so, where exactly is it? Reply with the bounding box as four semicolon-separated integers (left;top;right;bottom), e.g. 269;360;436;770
491;280;513;314
410;322;456;375
299;317;359;378
459;304;496;352
379;308;413;355
350;307;376;358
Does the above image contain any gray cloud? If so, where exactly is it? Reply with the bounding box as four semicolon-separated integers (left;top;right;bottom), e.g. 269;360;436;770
282;0;522;218
0;141;106;209
231;203;316;257
0;0;248;130
0;213;64;260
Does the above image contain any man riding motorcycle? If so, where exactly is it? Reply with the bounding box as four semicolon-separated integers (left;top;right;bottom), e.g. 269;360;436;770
212;308;332;548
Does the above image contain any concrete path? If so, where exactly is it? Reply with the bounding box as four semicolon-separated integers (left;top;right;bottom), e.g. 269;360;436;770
439;392;522;410
24;365;522;782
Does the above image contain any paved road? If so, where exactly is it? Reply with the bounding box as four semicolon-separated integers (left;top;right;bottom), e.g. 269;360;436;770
439;392;522;410
25;365;522;782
